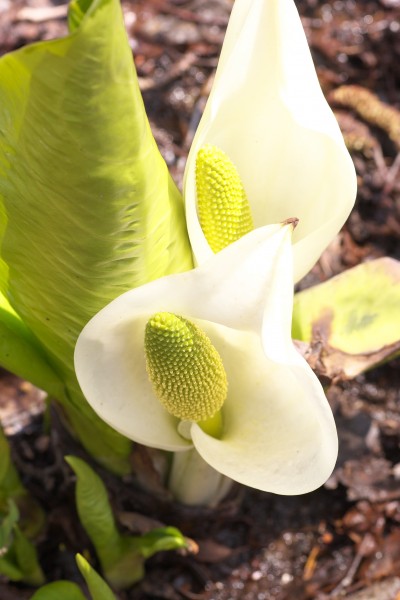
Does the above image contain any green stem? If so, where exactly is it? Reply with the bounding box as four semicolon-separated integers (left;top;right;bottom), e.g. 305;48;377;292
168;448;233;507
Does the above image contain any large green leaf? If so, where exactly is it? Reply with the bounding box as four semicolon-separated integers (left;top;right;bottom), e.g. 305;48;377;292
292;257;400;378
68;0;95;30
0;292;63;397
0;0;193;469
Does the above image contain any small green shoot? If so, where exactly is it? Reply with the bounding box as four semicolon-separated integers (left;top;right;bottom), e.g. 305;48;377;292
0;500;45;586
66;456;188;589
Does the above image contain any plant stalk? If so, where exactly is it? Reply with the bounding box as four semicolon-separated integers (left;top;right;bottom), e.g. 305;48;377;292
168;448;233;507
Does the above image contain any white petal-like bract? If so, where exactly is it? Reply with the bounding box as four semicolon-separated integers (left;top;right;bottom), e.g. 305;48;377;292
184;0;356;281
75;223;338;495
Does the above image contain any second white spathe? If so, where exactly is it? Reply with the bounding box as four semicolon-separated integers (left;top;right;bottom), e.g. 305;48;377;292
184;0;357;281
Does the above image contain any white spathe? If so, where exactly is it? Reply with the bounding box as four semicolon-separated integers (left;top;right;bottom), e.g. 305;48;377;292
75;223;338;495
184;0;357;282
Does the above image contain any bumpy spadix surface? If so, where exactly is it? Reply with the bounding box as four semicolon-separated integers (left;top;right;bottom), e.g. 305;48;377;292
196;145;254;252
75;223;338;495
145;312;227;421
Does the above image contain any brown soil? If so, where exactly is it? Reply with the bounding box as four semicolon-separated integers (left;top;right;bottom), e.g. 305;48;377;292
0;0;400;598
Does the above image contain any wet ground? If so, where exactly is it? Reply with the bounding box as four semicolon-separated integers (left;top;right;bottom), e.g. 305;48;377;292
0;0;400;598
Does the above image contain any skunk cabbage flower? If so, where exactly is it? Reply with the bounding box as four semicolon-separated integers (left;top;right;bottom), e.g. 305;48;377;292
75;222;337;499
184;0;357;282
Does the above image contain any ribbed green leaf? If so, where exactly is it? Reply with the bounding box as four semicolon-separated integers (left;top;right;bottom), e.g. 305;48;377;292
76;554;117;600
30;581;87;600
67;456;185;589
67;455;145;588
66;456;123;570
0;0;193;469
293;257;400;378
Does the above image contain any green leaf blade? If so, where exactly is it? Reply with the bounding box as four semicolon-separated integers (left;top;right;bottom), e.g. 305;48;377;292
0;500;19;552
0;501;44;586
293;257;400;378
67;455;145;588
0;431;25;503
0;426;12;486
68;0;96;31
30;581;87;600
134;526;188;560
76;554;117;600
0;0;193;455
12;526;45;586
66;456;123;571
0;293;64;397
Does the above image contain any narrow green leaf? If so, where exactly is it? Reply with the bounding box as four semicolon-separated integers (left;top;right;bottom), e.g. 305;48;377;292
76;554;117;600
30;581;87;600
293;257;400;378
66;456;148;589
0;426;11;485
0;0;193;468
0;555;23;581
0;501;44;585
0;499;19;553
0;430;45;538
0;426;25;503
12;526;45;586
66;456;124;570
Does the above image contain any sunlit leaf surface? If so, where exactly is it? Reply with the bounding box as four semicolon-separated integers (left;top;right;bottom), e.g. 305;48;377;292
0;0;192;469
293;258;400;378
